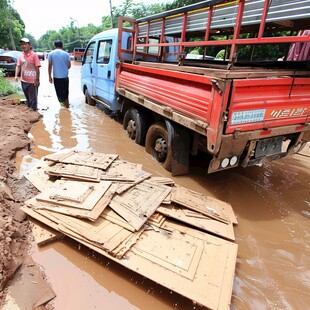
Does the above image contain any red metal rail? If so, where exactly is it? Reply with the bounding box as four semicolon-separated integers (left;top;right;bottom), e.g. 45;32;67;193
118;0;310;63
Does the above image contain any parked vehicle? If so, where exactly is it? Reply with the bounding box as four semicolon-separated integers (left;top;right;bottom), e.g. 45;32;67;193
36;51;45;60
81;0;310;175
0;51;21;76
73;47;85;61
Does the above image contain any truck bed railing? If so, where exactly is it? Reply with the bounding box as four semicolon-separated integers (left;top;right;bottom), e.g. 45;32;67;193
118;0;310;65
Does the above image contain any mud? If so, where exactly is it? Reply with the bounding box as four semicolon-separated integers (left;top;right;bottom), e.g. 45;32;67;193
0;100;41;302
1;61;310;309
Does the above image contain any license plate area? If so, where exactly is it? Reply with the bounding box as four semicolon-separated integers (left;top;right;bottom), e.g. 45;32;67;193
255;136;283;158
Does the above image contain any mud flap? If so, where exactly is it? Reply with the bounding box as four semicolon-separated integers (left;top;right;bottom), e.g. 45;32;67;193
165;120;190;176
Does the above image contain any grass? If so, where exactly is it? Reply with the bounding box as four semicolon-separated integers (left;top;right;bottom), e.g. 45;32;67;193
0;70;21;96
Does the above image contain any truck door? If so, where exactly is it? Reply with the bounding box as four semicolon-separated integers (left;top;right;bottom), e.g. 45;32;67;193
93;39;116;108
81;41;96;97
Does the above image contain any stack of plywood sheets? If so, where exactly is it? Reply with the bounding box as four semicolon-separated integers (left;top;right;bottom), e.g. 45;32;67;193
22;150;238;310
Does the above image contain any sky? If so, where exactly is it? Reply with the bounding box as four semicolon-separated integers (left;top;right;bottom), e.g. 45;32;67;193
12;0;164;39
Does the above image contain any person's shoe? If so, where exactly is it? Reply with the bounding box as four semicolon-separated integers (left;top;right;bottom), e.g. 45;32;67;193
64;99;69;108
59;101;65;107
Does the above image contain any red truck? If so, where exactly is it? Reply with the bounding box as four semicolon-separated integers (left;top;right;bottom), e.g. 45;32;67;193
82;0;310;175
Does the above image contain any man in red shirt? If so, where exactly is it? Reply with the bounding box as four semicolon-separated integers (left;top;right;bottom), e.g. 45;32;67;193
15;38;41;111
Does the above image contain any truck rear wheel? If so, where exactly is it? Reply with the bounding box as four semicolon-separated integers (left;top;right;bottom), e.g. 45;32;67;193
145;122;172;171
85;89;96;106
123;108;147;145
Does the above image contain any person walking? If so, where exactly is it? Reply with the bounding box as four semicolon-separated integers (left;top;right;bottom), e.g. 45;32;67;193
48;40;71;108
15;38;41;111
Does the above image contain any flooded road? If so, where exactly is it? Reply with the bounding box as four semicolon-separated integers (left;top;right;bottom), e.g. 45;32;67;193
17;61;310;309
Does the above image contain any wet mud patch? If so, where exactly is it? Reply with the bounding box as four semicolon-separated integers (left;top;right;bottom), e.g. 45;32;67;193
0;100;53;306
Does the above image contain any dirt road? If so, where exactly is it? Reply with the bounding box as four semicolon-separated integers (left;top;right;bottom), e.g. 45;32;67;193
1;60;309;309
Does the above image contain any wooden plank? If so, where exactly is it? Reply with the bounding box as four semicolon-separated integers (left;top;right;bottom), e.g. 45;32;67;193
44;150;118;170
109;180;172;230
25;182;116;222
37;209;133;252
147;212;166;227
46;163;101;182
149;176;174;185
21;205;238;310
100;207;135;232
113;170;152;194
21;205;60;231
35;180;111;210
171;185;238;224
2;256;56;309
28;218;62;246
101;160;143;181
131;229;204;280
111;228;145;259
24;160;54;192
157;204;235;241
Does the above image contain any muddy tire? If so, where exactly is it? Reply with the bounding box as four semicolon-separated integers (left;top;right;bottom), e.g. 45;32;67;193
123;108;147;145
145;122;172;171
85;89;96;106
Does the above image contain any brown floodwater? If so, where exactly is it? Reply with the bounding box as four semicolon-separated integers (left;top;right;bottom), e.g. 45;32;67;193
17;61;310;310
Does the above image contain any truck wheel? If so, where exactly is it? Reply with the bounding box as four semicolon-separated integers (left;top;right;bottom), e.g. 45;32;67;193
123;108;147;145
85;89;96;106
145;122;172;171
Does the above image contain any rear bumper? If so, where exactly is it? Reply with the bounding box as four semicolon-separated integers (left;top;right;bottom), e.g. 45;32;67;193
208;123;310;173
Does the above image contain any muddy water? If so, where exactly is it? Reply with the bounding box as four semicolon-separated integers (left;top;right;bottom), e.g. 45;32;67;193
18;61;310;309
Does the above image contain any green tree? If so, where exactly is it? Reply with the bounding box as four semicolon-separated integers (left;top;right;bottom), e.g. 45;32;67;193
0;0;25;50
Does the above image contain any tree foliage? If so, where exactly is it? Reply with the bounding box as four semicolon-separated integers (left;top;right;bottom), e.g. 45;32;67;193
0;0;25;50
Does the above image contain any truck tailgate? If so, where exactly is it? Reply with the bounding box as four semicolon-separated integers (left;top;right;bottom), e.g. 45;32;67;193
226;77;310;134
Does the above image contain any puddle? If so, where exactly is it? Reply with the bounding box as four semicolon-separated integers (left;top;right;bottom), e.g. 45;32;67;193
18;61;310;309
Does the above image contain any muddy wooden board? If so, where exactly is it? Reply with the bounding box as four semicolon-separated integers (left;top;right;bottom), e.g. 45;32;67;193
157;204;235;241
113;170;152;194
147;212;166;227
110;228;145;259
1;256;56;310
44;150;118;170
25;182;115;222
30;208;133;252
131;228;204;280
21;206;237;309
149;176;174;185
24;160;54;192
100;160;143;181
29;218;62;246
22;206;140;258
171;185;238;224
109;180;172;230
46;163;101;182
101;207;136;232
35;180;111;210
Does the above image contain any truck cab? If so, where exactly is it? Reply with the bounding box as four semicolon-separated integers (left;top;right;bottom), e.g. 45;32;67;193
81;28;130;111
81;28;180;111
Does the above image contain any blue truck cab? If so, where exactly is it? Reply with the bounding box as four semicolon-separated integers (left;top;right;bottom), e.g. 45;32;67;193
81;28;180;112
81;28;132;111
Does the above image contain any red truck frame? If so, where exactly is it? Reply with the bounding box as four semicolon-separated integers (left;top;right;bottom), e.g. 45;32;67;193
115;0;310;175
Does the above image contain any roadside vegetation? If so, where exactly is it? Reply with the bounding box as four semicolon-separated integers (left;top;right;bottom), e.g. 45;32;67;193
0;71;20;96
0;0;199;52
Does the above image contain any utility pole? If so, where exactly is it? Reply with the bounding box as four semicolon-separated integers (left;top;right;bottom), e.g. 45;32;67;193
109;0;113;28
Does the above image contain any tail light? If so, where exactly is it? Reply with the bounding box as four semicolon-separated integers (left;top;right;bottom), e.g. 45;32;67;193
0;57;14;63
